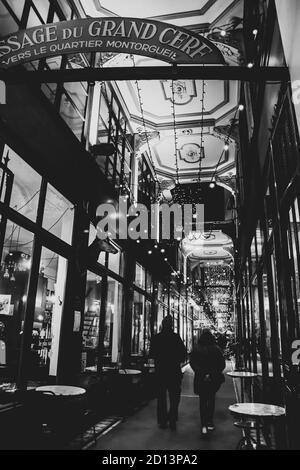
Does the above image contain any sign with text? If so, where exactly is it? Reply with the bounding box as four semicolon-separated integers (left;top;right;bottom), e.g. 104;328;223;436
0;17;225;69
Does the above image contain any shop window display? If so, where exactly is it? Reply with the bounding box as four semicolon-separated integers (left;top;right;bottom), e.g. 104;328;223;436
0;221;33;383
33;247;67;379
132;291;145;356
83;271;102;371
106;277;123;364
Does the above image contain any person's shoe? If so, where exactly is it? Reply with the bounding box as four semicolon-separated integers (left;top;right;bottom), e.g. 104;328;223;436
201;426;208;438
207;423;215;431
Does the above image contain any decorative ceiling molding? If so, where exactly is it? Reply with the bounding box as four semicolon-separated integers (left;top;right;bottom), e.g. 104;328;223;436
161;80;197;105
150;0;219;21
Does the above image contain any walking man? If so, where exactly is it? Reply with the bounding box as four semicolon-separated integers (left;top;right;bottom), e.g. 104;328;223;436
149;315;186;430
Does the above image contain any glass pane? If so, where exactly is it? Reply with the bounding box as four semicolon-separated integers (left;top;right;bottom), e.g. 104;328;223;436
135;263;145;290
157;303;164;333
106;278;123;364
5;146;41;222
88;224;106;266
262;268;272;376
31;0;50;22
60;89;86;141
83;271;101;371
0;3;19;35
144;300;151;355
33;247;68;379
0;222;33;385
132;291;145;356
27;6;43;27
108;249;123;276
43;184;74;244
6;0;25;20
146;272;152;294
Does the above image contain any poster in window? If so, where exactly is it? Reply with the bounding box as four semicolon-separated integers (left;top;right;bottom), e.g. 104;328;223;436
0;295;12;316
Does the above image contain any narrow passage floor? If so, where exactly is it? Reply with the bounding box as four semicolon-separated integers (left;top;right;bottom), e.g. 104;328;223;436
92;365;241;450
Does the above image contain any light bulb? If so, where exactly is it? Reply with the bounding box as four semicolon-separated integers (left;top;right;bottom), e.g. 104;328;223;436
224;143;229;151
209;182;216;189
253;29;258;36
148;250;152;255
247;62;254;68
238;104;244;111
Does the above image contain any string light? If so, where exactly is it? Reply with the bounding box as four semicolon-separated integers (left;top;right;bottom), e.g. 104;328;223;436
208;106;239;188
131;55;165;202
170;80;180;184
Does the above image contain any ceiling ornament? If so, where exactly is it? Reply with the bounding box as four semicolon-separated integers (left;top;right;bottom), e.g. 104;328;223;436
213;120;239;143
206;16;244;65
179;143;205;164
158;179;176;191
135;130;160;151
162;80;197;105
215;175;237;193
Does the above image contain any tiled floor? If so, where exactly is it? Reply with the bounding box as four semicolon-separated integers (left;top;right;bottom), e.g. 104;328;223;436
90;365;241;451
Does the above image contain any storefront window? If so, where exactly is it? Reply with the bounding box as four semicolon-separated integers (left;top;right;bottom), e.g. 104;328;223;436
251;236;258;275
256;221;264;259
132;291;145;356
135;263;145;290
288;200;300;336
37;247;67;379
262;267;273;376
83;271;101;371
4;146;42;222
43;184;74;244
88;224;106;266
146;271;152;294
105;277;123;364
108;249;123;276
157;303;164;332
144;300;151;356
0;221;33;383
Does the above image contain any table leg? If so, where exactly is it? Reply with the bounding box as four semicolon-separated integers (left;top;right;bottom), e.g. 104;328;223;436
240;378;244;403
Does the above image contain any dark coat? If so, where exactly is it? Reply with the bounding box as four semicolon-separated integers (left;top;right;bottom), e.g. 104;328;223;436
190;344;226;395
149;330;186;380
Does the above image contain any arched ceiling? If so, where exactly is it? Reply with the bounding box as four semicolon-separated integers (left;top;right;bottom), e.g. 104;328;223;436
79;0;244;266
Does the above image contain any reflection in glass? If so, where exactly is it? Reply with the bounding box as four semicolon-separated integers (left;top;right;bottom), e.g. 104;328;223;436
105;278;123;364
38;247;67;378
43;184;74;244
83;271;101;371
132;291;145;356
0;222;33;383
5;146;41;222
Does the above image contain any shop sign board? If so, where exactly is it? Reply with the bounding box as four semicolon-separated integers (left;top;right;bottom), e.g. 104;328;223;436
0;17;225;69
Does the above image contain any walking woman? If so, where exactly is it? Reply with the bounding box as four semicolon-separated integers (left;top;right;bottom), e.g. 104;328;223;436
190;329;226;437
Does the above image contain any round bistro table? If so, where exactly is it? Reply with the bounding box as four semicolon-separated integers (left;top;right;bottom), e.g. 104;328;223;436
227;371;258;402
36;385;86;396
229;403;286;450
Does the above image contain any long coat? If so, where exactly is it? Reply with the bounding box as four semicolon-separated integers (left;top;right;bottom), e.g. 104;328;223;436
149;330;186;381
190;344;226;395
